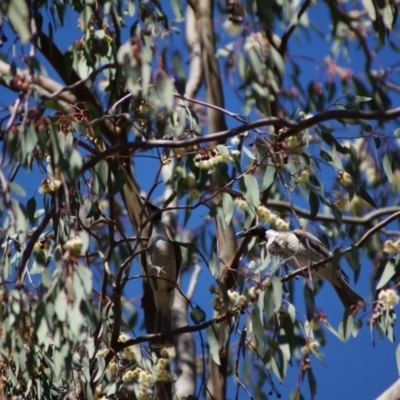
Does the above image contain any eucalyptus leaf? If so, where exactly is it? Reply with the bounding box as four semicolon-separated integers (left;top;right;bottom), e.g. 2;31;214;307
222;193;234;226
383;153;393;183
396;343;400;375
190;305;206;324
244;174;260;208
338;313;354;342
67;148;83;182
271;276;283;312
94;159;109;197
308;191;320;219
154;71;174;111
26;196;36;224
6;0;30;43
251;306;265;353
9;182;26;198
290;388;305;400
68;302;85;337
376;260;397;290
207;324;221;366
357;185;377;208
262;165;276;190
307;369;317;398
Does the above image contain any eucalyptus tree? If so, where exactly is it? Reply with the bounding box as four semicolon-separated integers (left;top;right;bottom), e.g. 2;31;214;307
0;1;399;399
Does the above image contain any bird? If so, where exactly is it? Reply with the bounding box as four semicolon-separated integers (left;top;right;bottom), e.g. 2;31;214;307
141;201;182;348
236;225;365;308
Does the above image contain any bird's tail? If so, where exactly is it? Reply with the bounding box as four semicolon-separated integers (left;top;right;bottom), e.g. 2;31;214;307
333;277;365;309
152;310;173;349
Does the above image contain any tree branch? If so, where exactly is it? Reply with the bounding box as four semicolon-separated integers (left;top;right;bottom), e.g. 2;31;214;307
85;105;400;166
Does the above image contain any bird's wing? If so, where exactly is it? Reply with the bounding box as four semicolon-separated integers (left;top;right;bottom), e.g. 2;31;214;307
293;230;351;281
293;229;331;258
174;241;182;277
141;247;148;273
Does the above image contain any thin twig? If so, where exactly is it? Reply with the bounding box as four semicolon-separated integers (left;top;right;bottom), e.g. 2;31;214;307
85;105;400;171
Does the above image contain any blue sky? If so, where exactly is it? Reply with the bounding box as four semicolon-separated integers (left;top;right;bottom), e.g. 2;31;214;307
2;2;400;399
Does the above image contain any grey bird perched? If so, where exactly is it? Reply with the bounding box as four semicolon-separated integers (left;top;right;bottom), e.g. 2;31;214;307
236;226;365;308
141;202;182;348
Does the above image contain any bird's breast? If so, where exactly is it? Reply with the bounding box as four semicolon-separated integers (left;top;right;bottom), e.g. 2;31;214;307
267;238;285;256
147;237;177;278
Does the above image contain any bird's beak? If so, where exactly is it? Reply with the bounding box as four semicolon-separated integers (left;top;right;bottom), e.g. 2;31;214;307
236;225;266;240
236;229;250;239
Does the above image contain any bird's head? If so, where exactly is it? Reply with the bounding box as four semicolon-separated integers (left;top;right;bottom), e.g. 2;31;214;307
141;197;162;222
236;225;267;241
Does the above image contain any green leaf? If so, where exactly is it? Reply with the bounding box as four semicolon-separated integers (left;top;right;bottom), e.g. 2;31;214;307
36;314;49;345
190;305;206;324
352;318;362;338
26;196;36;224
263;281;274;320
31;259;46;274
363;0;376;21
244;174;260;208
271;276;283;312
216;43;234;58
216;204;227;231
24;123;38;154
308;191;319;219
68;302;85;337
75;264;93;299
348;144;358;172
9;182;26;197
106;383;117;397
307;368;317;398
383;153;393;183
270;353;284;382
34;208;45;219
320;150;332;162
331;204;342;231
13;201;28;234
396;343;400;375
127;0;135;16
256;0;274;31
376;260;397;290
6;0;31;43
54;291;68;322
287;302;296;324
322;319;343;341
261;165;276;190
248;48;264;76
357;185;377;208
94;159;109;197
94;354;106;382
207;324;220;365
270;46;285;74
354;95;372;102
290;388;305;400
222;193;234;226
344;246;361;282
303;284;315;322
338;313;353;342
154;71;174;111
40;268;52;289
251;306;264;353
242;146;257;160
68;148;83;182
